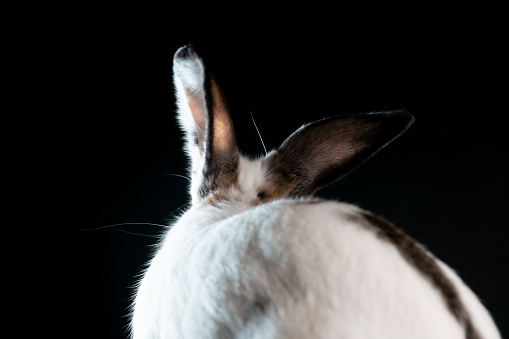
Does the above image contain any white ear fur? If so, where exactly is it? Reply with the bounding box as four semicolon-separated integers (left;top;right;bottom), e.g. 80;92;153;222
173;45;239;204
173;47;209;204
173;47;207;168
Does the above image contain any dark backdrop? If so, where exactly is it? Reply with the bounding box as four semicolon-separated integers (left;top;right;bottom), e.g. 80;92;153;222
78;16;507;338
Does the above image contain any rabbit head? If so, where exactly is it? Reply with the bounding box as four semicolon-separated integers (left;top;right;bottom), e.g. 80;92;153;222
173;44;414;210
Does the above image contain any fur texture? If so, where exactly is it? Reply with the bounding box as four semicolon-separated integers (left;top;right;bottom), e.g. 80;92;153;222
131;45;501;339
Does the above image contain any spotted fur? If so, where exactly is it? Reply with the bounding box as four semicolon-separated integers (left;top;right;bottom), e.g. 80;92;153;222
131;44;501;339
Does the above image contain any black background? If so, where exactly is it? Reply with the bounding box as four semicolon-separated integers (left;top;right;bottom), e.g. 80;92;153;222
78;12;507;338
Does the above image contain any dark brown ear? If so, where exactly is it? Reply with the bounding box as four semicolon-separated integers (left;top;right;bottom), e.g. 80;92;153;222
173;44;239;203
264;110;414;198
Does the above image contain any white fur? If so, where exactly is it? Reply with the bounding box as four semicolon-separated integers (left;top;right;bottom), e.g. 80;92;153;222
131;45;501;338
131;157;500;339
173;54;208;205
437;261;501;339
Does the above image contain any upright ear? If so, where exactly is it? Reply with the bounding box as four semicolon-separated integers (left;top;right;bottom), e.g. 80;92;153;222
264;111;414;198
173;44;239;204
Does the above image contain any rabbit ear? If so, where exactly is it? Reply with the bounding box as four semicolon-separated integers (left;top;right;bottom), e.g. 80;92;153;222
173;44;239;203
264;111;414;198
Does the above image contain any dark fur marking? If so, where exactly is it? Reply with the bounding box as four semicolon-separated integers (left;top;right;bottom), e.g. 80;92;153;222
251;294;269;313
266;111;414;197
359;211;481;339
257;191;266;200
263;152;309;200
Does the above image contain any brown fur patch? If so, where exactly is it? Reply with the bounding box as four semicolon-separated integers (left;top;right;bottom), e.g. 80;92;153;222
357;211;481;339
261;150;313;200
202;188;231;206
259;180;295;202
201;169;239;206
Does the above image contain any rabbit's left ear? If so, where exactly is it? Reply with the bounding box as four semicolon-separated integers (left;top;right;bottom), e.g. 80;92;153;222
264;111;415;199
173;45;239;203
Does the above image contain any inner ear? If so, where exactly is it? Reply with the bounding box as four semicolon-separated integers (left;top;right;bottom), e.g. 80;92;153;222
202;75;239;186
265;110;414;197
183;87;207;154
208;77;237;162
173;44;239;202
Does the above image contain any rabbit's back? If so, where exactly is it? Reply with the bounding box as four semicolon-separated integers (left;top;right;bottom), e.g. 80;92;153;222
133;199;497;338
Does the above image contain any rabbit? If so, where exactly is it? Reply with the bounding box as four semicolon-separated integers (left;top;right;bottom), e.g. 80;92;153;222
131;44;501;339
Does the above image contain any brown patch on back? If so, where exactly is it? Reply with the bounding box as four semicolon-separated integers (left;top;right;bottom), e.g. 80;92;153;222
357;211;481;339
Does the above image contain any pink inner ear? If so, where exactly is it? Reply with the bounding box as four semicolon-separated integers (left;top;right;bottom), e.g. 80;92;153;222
210;78;235;154
185;88;206;154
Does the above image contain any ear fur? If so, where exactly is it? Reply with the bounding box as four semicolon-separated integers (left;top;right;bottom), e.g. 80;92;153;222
264;110;414;198
173;44;239;204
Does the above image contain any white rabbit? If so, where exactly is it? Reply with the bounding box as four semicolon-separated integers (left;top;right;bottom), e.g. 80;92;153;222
131;44;501;339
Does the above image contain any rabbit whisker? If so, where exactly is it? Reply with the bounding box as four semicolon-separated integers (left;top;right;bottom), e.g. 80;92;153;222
80;222;167;238
81;222;169;231
250;111;267;155
156;173;192;182
110;227;160;238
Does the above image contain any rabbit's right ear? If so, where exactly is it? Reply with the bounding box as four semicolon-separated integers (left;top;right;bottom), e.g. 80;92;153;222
173;45;239;204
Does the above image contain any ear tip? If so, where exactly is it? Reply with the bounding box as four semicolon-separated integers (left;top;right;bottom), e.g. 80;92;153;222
394;109;413;118
400;110;416;128
386;109;415;129
173;44;206;83
174;44;196;60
